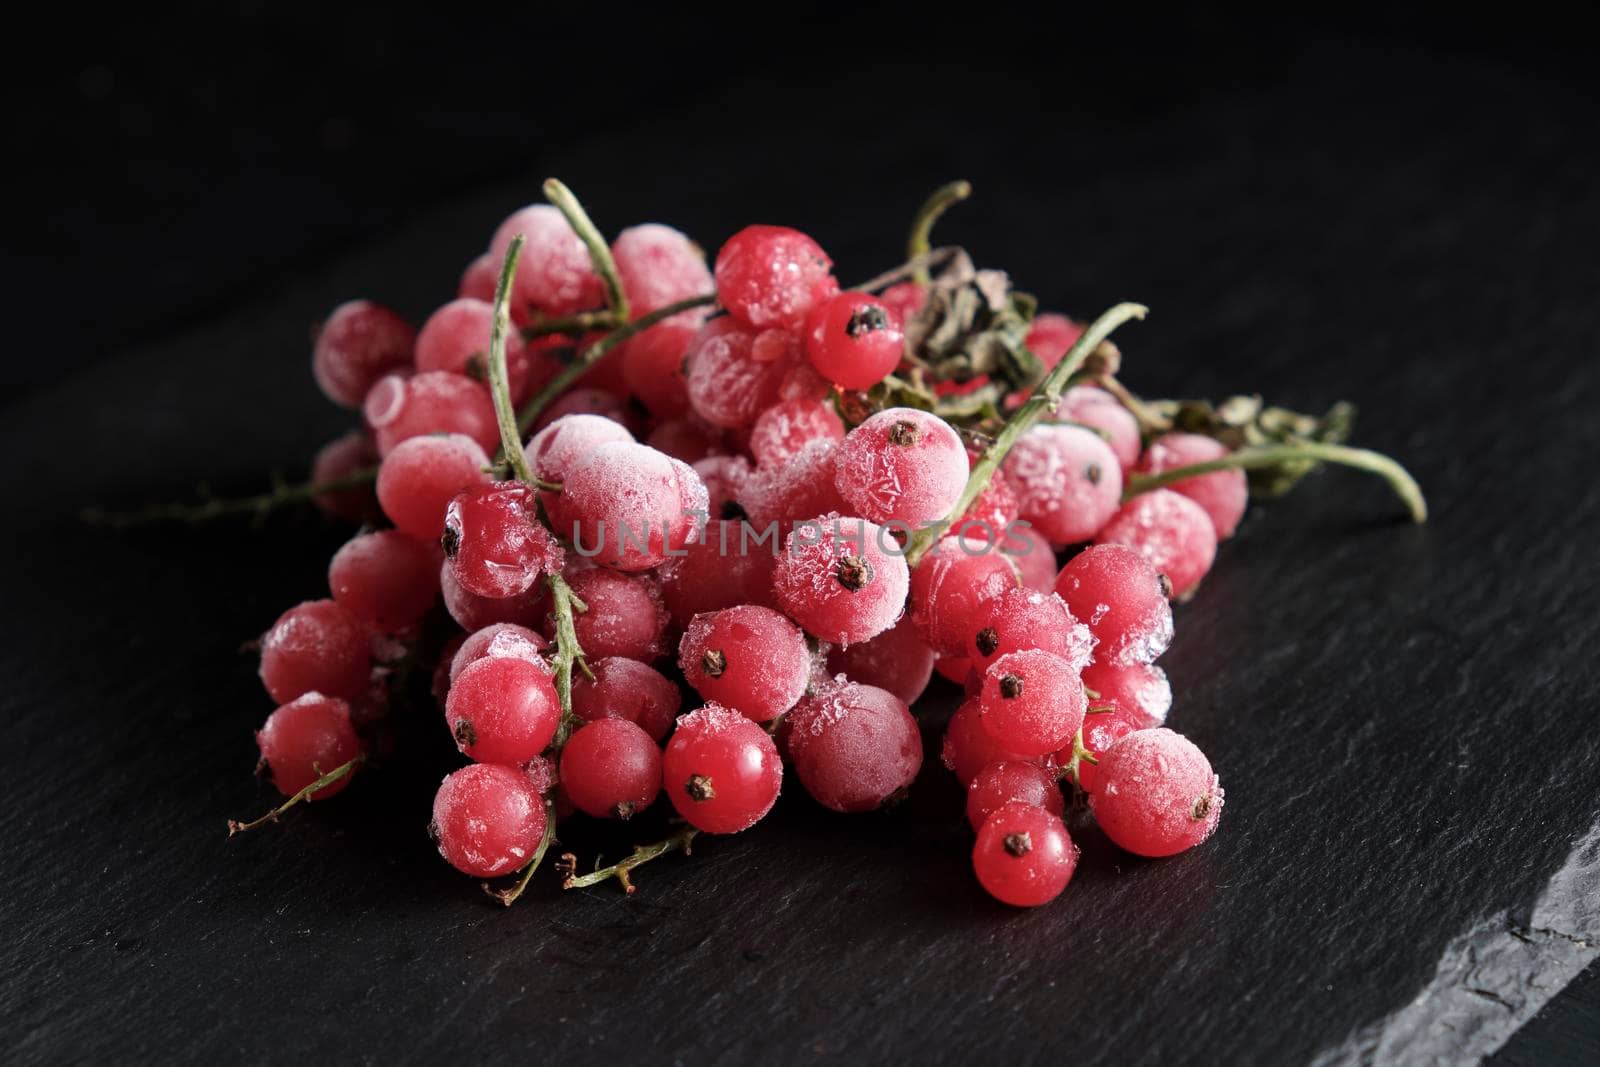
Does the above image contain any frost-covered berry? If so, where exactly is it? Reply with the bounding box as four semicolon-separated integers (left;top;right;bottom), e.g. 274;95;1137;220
448;623;550;686
1056;385;1141;469
560;718;662;820
525;413;636;503
570;657;681;742
548;441;708;572
415;298;532;398
546;566;670;662
970;586;1093;676
1093;488;1218;599
679;605;810;723
363;370;500;457
1055;543;1174;666
1064;703;1143;793
942;699;1045;786
803;291;905;390
692;454;754;520
772;513;910;645
311;430;381;523
328;530;441;634
909;535;1019;658
784;681;922;813
259;599;372;704
621;321;697;419
1002;524;1058;593
490;203;605;316
743;439;849;533
825;615;936;706
966;760;1064;831
257;693;363;799
663;704;783;833
657;520;780;625
1091;728;1223;857
445;655;560;765
973;802;1078;907
683;316;795;429
749;398;845;469
376;433;492;542
457;254;497;303
1081;659;1172;725
835;408;969;527
442;483;565;600
431;763;547;878
1004;424;1123;545
1024;313;1083;369
1136;433;1249;538
647;417;725;463
978;649;1087;756
312;300;416;408
440;562;550;632
714;225;836;330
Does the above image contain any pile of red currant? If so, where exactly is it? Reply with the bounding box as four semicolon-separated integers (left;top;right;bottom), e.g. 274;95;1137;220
226;180;1423;908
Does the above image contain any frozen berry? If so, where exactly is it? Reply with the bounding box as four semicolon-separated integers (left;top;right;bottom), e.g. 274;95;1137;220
657;520;779;625
311;430;381;523
440;561;550;633
445;655;560;765
749;398;845;469
442;482;564;599
570;657;681;742
978;649;1087;756
1136;433;1249;538
1056;385;1141;469
834;408;969;527
1093;489;1217;599
313;300;415;408
1091;728;1223;857
549;566;670;662
621;321;697;418
1055;543;1174;666
490;203;604;316
376;433;492;542
415;297;532;398
525;413;635;502
663;704;783;833
449;623;550;686
743;439;849;534
803;291;904;390
970;586;1093;675
1063;702;1143;793
560;718;662;819
972;802;1078;907
909;535;1019;658
1024;313;1083;369
1002;524;1057;593
1004;424;1123;545
550;441;708;572
784;681;922;813
612;223;713;328
259;599;371;704
1081;659;1171;725
942;699;1045;786
683;316;794;429
773;513;910;645
256;693;362;799
431;763;547;878
328;530;441;634
966;760;1064;831
714;225;835;330
679;605;809;722
825;615;936;706
363;371;500;457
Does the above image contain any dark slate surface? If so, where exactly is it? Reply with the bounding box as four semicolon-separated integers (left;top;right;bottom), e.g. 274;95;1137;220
3;24;1598;1067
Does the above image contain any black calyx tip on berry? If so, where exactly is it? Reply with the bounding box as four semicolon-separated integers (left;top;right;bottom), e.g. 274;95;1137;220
1192;793;1213;820
845;305;890;338
975;626;1000;657
614;801;637;820
1157;572;1175;599
1003;831;1032;857
453;719;478;748
835;554;873;590
685;774;716;802
440;526;461;558
889;420;921;446
463;352;489;382
721;499;748;521
1084;462;1103;485
701;649;727;678
999;673;1024;699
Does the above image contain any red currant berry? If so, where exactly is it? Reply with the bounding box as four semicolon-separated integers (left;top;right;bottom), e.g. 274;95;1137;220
970;586;1093;675
612;223;714;328
773;513;911;645
532;386;643;436
442;482;565;599
802;291;904;390
312;300;415;408
1091;728;1223;857
1080;659;1171;725
657;520;779;625
430;763;547;878
1004;424;1123;545
714;225;835;330
328;530;441;634
941;699;1045;786
457;253;497;304
440;561;550;633
445;655;560;765
834;408;969;527
663;704;783;833
415;297;532;397
978;649;1087;756
934;655;973;688
784;681;922;813
448;623;550;687
743;439;849;534
310;430;381;523
1093;489;1218;599
363;370;500;457
525;412;635;499
1136;433;1248;538
375;432;492;542
749;398;845;469
972;802;1078;907
258;599;371;704
953;460;1019;545
560;718;663;819
679;605;810;723
548;441;708;572
825;615;936;706
1026;313;1084;366
490;204;604;316
1056;385;1141;469
1055;543;1174;667
570;657;681;742
646;417;725;463
691;454;754;520
909;535;1019;658
966;760;1065;831
683;316;795;429
877;281;926;323
621;321;697;419
552;565;670;662
1001;523;1058;593
256;693;363;799
1063;702;1142;793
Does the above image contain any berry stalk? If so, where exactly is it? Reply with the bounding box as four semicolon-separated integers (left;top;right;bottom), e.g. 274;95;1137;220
558;825;699;894
542;178;630;323
226;754;365;835
486;235;538;484
904;301;1151;566
484;799;558;906
1123;441;1427;522
908;180;972;285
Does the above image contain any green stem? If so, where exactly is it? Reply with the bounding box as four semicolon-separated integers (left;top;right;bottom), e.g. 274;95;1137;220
483;799;558;906
559;826;699;894
850;246;959;294
545;571;588;743
542;178;629;322
487;235;537;483
908;180;971;285
1124;442;1427;523
512;293;715;437
1059;728;1098;790
904;301;1150;566
1092;373;1172;435
82;467;377;528
227;755;365;835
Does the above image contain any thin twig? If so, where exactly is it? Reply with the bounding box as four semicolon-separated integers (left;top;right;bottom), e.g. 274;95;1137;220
227;756;365;835
483;800;559;906
559;826;699;894
542;178;629;323
908;180;971;286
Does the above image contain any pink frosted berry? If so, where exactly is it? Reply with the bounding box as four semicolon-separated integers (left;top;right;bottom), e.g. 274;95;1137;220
909;535;1018;658
375;433;492;542
1081;659;1172;725
692;454;754;520
1063;702;1143;793
749;398;845;469
1024;313;1083;369
679;605;810;722
430;764;546;878
1004;424;1123;545
973;802;1078;907
942;699;1044;786
312;300;416;408
683;316;795;429
657;520;779;625
524;413;636;506
1055;543;1174;666
457;254;497;303
966;760;1065;831
1094;488;1218;599
258;599;372;704
714;224;836;330
310;430;381;524
560;718;662;820
825;615;936;706
835;408;969;527
646;417;725;463
256;694;363;800
548;441;708;572
612;223;714;329
772;513;910;646
440;562;550;632
363;370;500;457
449;623;550;687
978;649;1087;756
971;586;1093;676
1091;728;1223;857
1135;433;1249;538
490;203;604;316
784;680;922;813
532;386;642;436
444;655;560;765
414;297;532;399
743;439;849;533
328;530;442;634
545;566;670;662
1002;524;1057;593
1056;385;1141;469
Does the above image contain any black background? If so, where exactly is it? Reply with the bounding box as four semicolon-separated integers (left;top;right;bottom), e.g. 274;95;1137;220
3;4;1597;1063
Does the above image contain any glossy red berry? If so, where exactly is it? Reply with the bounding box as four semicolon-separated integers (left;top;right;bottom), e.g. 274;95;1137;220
258;599;371;704
560;718;662;819
376;432;492;542
570;657;681;742
825;615;936;706
970;586;1093;676
1136;433;1249;538
440;562;550;632
1091;728;1223;857
548;441;708;572
328;530;441;633
772;513;911;645
657;520;779;625
1094;489;1218;599
431;763;547;878
941;699;1045;786
683;316;795;429
679;605;810;723
784;681;922;813
448;623;550;687
749;398;845;469
802;291;904;390
256;693;362;799
714;224;835;330
1004;423;1124;545
442;483;565;599
834;408;969;527
548;566;670;662
966;760;1065;831
972;802;1078;907
909;535;1019;658
663;704;783;833
363;371;500;457
978;649;1087;756
490;203;605;316
1080;659;1171;725
1055;543;1174;666
312;300;415;408
445;655;560;765
310;430;381;523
